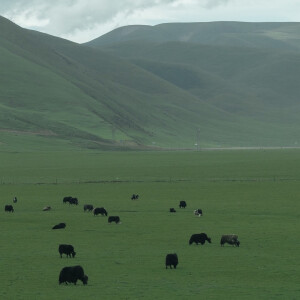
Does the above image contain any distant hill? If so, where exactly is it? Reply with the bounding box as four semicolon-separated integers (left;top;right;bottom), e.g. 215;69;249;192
87;22;300;51
85;21;300;148
1;17;300;151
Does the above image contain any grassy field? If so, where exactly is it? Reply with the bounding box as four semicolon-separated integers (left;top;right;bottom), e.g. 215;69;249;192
0;149;299;299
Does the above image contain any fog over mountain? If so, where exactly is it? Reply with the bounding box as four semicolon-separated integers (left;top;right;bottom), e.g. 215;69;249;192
1;0;300;42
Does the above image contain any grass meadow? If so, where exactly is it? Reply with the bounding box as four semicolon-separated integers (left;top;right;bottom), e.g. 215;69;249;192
0;150;299;299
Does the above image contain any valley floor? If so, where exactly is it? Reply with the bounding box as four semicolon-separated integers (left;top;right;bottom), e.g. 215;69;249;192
0;150;299;299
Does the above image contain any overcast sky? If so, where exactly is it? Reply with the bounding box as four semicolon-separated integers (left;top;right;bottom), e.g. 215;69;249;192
1;0;300;43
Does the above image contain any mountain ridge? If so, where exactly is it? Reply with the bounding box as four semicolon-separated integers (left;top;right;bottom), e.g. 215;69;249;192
87;21;300;51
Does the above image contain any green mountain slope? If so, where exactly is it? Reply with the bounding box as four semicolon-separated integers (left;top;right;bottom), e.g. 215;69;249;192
86;22;300;147
101;40;300;108
1;17;300;150
0;17;247;150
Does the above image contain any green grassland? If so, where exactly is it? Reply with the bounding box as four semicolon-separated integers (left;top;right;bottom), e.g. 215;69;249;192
0;149;299;299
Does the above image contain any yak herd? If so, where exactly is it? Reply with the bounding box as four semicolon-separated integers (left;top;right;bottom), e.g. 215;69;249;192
166;200;240;269
4;193;240;285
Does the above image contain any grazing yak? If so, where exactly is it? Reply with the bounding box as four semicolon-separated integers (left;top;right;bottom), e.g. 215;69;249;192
220;234;240;247
63;196;78;205
43;206;51;211
189;233;211;245
179;201;187;208
83;204;93;212
194;209;203;216
108;216;120;224
69;198;78;205
13;197;17;203
169;208;176;213
59;244;76;258
63;196;72;204
5;205;14;212
93;207;107;216
52;223;66;230
131;194;139;200
165;253;178;269
59;265;88;285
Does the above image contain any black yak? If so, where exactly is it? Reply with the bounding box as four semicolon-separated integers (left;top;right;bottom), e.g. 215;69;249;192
169;208;176;213
69;198;78;205
179;201;186;208
5;205;14;212
131;194;139;200
59;265;88;285
165;253;178;269
63;196;78;205
108;216;120;224
52;223;66;230
63;196;72;204
189;233;211;245
59;244;76;258
220;234;240;247
83;204;93;212
93;207;107;216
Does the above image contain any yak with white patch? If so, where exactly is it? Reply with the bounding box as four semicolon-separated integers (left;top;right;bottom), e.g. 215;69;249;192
59;265;88;285
194;209;203;216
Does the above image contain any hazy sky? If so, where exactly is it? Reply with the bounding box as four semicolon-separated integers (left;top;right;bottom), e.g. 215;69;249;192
1;0;300;43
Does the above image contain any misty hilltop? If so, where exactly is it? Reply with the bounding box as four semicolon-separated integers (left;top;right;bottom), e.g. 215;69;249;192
1;17;300;150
